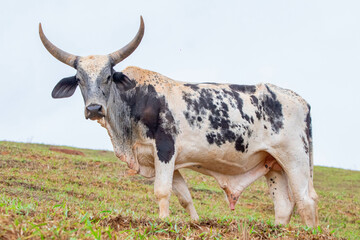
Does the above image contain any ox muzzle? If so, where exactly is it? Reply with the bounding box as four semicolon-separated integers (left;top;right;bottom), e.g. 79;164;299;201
85;104;105;120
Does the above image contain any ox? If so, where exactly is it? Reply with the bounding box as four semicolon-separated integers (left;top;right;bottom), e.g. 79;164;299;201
39;17;318;227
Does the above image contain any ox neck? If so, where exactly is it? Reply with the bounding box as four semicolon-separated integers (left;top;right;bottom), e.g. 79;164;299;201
102;83;139;167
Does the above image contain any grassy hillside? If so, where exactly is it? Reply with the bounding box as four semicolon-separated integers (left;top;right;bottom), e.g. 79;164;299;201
0;141;359;239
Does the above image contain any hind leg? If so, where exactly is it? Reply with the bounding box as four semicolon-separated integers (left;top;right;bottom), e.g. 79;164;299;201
275;151;318;227
265;168;295;225
172;170;199;220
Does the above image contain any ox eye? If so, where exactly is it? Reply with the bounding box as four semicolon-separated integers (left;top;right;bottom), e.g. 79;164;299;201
105;75;111;83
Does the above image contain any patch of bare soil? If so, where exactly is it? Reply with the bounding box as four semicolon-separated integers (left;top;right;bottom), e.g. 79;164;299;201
98;150;110;155
49;147;85;156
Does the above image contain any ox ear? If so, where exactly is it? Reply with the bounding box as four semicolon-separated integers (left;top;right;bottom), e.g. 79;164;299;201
113;72;136;91
52;76;78;98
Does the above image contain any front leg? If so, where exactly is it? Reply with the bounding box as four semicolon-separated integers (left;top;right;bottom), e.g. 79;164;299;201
154;155;175;219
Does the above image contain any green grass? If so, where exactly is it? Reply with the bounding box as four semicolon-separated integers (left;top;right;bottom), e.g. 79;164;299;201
0;141;358;239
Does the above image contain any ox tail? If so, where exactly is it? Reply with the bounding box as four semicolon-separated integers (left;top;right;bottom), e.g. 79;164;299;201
305;104;314;180
309;129;314;181
306;104;319;225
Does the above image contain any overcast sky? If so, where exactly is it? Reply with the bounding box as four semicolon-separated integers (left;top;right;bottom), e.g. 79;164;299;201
1;0;359;171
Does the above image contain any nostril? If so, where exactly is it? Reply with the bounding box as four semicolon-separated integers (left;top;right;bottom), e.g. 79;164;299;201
86;104;102;113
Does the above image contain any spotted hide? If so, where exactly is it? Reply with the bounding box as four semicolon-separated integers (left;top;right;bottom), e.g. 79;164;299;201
40;18;318;227
98;66;318;226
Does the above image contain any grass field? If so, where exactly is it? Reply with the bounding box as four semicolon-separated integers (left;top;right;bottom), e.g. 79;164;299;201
0;141;359;239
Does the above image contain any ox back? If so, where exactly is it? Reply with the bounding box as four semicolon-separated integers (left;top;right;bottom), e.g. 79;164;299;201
104;66;312;178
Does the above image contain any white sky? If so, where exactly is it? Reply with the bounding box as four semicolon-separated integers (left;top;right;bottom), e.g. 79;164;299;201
1;0;359;171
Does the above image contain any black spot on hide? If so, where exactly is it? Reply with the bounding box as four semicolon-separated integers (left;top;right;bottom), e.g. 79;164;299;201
120;83;177;163
226;89;254;124
184;84;200;91
182;86;254;153
113;72;136;91
184;83;221;91
302;136;309;154
229;84;256;94
235;135;248;152
250;85;284;133
305;105;312;140
201;82;220;85
155;128;175;164
250;95;258;105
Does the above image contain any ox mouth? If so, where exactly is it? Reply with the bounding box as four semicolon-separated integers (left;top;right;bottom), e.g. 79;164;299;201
86;114;105;121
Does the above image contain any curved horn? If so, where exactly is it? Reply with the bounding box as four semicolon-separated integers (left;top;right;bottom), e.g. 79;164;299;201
109;16;145;65
39;23;78;68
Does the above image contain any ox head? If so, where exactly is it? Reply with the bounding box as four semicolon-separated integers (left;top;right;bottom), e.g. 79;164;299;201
39;17;144;120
